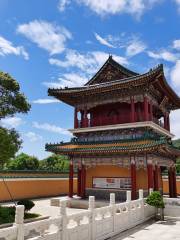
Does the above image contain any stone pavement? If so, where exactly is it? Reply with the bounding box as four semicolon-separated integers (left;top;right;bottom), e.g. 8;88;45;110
110;218;180;240
29;198;85;217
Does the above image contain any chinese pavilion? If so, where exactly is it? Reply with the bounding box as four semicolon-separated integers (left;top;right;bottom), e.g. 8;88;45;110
46;56;180;201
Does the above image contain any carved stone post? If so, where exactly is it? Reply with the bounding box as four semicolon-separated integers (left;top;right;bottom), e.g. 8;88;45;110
88;196;95;240
126;190;131;202
14;205;24;240
139;189;144;199
59;200;67;240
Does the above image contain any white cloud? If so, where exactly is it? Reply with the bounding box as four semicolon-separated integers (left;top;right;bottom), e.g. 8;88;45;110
17;20;72;55
33;121;71;136
173;40;180;50
174;0;180;12
32;98;60;104
24;131;43;142
58;0;71;11
75;0;161;18
147;50;178;62
170;110;180;139
0;117;24;128
43;73;88;88
49;50;128;74
126;39;146;57
0;36;29;60
94;33;115;48
171;60;180;90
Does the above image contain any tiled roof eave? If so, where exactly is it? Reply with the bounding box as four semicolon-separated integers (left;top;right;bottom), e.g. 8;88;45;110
48;64;162;96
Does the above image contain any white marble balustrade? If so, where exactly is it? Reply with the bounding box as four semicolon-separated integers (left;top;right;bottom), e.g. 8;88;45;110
0;189;156;240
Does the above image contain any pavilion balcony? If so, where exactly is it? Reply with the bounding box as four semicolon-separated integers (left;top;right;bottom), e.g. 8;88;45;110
76;115;167;132
70;121;174;139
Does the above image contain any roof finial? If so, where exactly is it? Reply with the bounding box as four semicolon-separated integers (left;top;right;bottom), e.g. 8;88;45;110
109;54;112;59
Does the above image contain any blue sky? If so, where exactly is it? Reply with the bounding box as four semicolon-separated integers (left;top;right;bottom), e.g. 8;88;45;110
0;0;180;159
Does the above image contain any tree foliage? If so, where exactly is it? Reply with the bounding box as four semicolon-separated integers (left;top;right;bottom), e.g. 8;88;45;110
0;127;22;169
6;153;39;170
146;191;165;209
39;154;69;172
0;71;30;119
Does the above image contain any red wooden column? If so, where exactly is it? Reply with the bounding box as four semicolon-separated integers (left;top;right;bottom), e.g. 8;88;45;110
130;96;135;122
168;166;174;198
154;163;159;191
77;164;82;197
147;159;154;191
80;110;84;128
81;163;86;199
144;96;149;121
68;160;74;198
83;108;89;128
131;157;137;200
149;101;153;121
172;165;177;198
74;108;78;128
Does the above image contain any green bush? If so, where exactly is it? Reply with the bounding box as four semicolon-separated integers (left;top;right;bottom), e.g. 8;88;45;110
0;206;40;225
0;206;15;224
17;199;35;212
146;191;165;209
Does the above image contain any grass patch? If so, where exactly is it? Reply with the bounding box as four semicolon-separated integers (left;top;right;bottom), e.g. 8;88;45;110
0;206;40;224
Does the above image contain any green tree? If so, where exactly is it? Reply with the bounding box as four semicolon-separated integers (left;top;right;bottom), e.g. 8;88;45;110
0;127;22;169
39;154;69;172
0;71;30;168
0;71;30;119
7;153;39;170
146;191;165;220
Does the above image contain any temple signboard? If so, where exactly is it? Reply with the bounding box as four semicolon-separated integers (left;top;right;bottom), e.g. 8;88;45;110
93;177;131;189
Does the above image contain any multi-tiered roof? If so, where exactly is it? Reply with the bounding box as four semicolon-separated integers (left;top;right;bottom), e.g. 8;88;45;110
46;56;180;159
48;56;180;109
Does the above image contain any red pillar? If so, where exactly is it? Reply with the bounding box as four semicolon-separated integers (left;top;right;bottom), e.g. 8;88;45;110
144;96;149;121
81;163;86;199
131;96;135;122
172;166;177;198
74;108;78;128
69;160;73;198
131;157;137;200
147;160;154;191
149;101;153;121
80;111;84;128
154;164;159;191
168;166;174;198
83;108;89;128
77;165;82;197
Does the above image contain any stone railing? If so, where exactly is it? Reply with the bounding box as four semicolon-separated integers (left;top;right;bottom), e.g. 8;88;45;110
0;189;155;240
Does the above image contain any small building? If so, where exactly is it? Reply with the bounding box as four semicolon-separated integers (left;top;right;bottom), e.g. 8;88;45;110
46;56;180;201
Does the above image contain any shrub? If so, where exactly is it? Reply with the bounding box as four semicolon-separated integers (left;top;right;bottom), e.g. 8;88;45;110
17;199;35;212
0;206;15;224
146;191;165;209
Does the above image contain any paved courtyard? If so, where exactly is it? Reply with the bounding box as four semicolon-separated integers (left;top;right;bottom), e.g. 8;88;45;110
110;218;180;240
